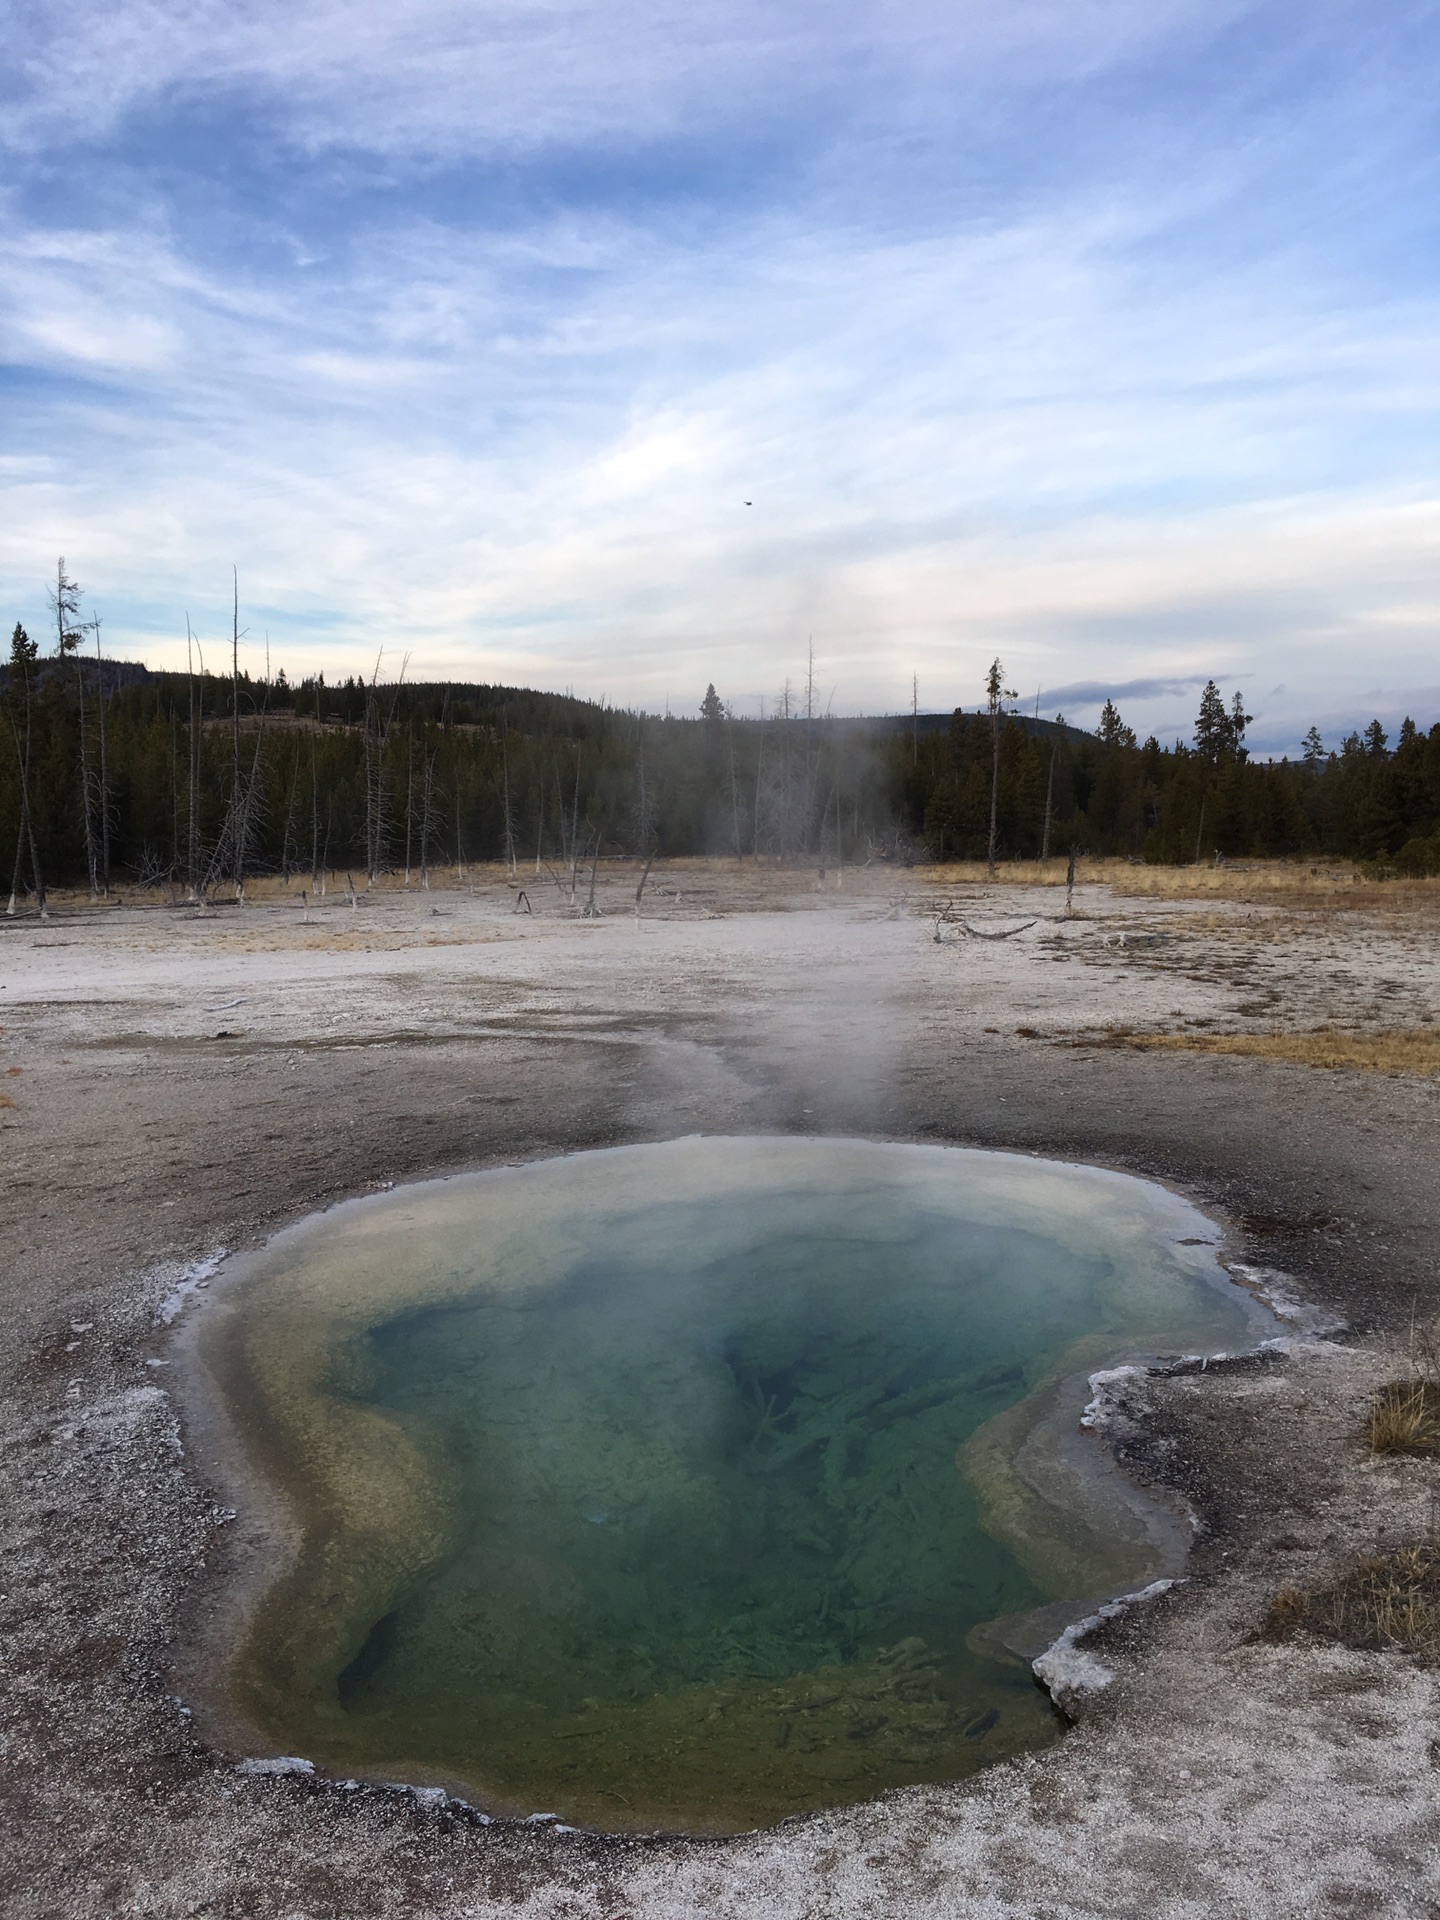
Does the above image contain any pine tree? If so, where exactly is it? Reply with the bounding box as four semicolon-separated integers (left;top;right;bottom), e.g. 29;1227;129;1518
1194;681;1229;765
1097;700;1136;749
1229;692;1253;763
4;624;44;916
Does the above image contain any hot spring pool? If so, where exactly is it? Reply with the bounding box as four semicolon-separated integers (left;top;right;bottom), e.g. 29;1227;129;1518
198;1137;1269;1832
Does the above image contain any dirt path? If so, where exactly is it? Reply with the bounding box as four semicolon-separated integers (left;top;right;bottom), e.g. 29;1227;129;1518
2;865;1437;1917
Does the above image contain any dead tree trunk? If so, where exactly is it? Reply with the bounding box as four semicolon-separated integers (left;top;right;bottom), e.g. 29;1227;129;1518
985;658;1006;882
280;745;301;882
309;685;321;893
362;652;397;884
569;748;582;902
403;725;414;885
419;749;439;889
726;719;743;858
231;567;244;894
51;560;98;896
501;725;517;879
93;616;112;895
186;620;203;899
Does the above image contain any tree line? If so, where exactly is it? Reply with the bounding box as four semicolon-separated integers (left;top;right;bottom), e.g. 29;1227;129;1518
3;567;1438;909
909;675;1440;874
1;569;906;906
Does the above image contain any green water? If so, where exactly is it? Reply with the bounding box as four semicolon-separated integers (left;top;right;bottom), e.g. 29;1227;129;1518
212;1138;1263;1831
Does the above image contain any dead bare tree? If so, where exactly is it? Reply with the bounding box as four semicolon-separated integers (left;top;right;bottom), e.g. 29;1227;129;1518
185;621;204;899
402;723;415;885
568;747;582;902
725;712;744;857
169;708;181;881
501;722;517;880
418;744;441;888
230;567;244;892
634;846;656;916
362;650;407;883
985;657;1017;881
1041;717;1062;863
752;706;765;862
632;720;660;915
309;677;323;893
50;558;99;897
92;614;112;895
552;765;569;887
207;692;269;899
279;742;302;882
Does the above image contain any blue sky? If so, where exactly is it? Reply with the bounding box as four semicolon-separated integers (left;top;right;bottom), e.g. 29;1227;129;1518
2;0;1438;752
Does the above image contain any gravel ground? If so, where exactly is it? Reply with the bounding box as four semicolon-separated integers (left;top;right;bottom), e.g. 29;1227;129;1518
2;863;1438;1919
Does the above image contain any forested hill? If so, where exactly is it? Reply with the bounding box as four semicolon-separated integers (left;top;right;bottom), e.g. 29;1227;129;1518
3;628;1439;901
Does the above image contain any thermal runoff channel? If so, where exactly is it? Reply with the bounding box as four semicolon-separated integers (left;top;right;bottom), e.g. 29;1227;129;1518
205;1139;1267;1831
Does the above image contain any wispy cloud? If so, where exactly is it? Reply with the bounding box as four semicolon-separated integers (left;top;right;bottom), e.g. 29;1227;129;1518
1039;675;1213;709
0;0;1436;737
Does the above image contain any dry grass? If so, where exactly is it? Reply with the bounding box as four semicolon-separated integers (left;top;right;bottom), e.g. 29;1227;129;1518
917;857;1440;909
1105;1028;1440;1077
1262;1541;1440;1663
14;855;1440;918
1368;1381;1440;1456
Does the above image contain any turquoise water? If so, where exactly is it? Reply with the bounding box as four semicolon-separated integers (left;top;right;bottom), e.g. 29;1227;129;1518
214;1138;1261;1831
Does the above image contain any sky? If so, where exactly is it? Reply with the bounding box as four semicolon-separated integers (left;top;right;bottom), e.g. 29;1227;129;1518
2;0;1438;753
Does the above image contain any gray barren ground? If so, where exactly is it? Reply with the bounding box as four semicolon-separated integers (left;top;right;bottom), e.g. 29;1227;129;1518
1;865;1438;1918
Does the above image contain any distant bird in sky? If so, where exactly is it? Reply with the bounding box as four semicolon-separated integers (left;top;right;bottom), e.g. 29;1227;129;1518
744;500;752;505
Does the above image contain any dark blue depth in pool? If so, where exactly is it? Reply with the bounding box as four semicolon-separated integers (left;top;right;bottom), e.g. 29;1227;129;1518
210;1138;1263;1831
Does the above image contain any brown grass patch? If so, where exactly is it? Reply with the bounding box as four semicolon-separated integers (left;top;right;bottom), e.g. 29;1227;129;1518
915;856;1440;909
1262;1542;1440;1662
0;1092;15;1110
1368;1381;1440;1456
1110;1028;1440;1077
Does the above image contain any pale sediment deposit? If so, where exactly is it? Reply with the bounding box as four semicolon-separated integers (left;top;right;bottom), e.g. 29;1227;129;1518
2;862;1439;1917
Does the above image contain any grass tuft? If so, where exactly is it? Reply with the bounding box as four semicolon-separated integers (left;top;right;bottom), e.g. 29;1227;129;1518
1260;1585;1311;1639
1263;1542;1440;1663
1368;1380;1440;1456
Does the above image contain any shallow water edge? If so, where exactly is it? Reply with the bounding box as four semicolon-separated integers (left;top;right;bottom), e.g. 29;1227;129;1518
174;1135;1275;1833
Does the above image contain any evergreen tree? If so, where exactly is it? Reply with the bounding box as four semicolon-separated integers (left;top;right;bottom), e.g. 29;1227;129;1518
1097;700;1136;749
1194;681;1229;765
1229;692;1253;763
3;624;44;914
